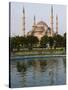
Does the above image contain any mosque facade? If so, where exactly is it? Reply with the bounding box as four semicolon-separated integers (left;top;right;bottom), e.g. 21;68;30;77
22;6;58;40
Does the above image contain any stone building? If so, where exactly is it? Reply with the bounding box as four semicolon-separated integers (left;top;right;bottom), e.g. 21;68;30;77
22;6;58;40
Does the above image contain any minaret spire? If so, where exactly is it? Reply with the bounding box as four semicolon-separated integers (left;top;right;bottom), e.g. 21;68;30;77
51;5;53;17
56;15;58;35
23;7;25;37
34;15;36;25
50;5;53;36
32;15;36;32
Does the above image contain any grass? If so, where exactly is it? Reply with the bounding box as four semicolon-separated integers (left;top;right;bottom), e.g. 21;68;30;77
11;48;66;56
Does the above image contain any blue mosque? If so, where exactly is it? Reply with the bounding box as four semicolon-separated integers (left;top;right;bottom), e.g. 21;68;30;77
22;6;58;40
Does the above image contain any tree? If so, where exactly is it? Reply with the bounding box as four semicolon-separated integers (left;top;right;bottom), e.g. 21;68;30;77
53;34;64;48
19;36;27;48
10;37;17;52
26;35;39;50
10;36;21;51
15;36;21;51
48;37;54;49
40;35;49;48
63;33;66;51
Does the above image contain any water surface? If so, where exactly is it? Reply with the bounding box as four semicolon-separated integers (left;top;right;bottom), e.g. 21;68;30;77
10;56;66;88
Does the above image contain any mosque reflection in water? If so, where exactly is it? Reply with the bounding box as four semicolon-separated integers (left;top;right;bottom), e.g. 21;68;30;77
10;57;66;88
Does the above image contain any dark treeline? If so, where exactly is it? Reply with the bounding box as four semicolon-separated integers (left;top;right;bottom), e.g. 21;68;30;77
10;33;66;52
10;35;39;51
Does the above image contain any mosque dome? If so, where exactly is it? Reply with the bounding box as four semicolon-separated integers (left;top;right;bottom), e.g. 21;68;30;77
37;21;48;27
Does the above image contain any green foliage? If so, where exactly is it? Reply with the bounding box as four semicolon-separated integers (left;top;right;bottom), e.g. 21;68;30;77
26;35;39;50
40;35;54;49
40;35;49;48
48;37;54;49
53;34;64;48
10;35;39;51
18;36;27;48
10;36;24;51
63;33;66;51
10;37;18;51
10;33;66;52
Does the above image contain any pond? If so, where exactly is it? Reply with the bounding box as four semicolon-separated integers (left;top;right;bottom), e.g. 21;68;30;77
10;56;66;88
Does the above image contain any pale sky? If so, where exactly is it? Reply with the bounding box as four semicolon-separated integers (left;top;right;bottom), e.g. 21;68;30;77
10;2;66;36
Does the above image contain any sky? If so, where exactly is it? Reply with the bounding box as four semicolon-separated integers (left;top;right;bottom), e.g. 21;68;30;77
10;2;66;37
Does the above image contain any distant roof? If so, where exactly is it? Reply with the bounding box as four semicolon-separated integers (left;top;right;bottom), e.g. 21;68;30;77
37;21;48;27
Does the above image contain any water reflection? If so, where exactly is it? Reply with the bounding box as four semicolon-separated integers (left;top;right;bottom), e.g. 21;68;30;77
16;59;47;73
11;57;66;88
16;62;27;72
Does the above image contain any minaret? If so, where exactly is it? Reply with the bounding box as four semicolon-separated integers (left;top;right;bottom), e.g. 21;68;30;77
56;15;58;35
32;16;36;32
50;5;53;36
23;7;25;37
34;16;36;25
